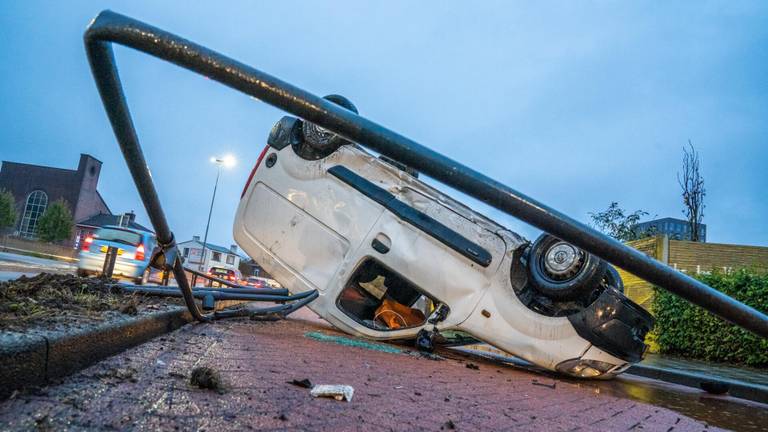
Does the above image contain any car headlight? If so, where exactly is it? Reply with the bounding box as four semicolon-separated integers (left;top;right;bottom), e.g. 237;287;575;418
556;359;617;378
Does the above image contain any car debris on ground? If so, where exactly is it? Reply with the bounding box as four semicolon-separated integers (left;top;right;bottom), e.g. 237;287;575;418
310;384;354;402
190;366;224;392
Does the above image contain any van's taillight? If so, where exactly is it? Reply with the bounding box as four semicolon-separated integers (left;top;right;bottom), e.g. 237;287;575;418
82;236;93;251
135;244;145;261
241;145;271;198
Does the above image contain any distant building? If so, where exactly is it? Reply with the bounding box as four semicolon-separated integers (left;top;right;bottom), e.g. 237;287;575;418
178;236;242;273
634;217;706;242
0;154;111;244
74;211;153;249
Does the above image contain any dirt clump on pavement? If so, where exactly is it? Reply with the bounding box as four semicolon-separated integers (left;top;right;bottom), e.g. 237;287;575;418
190;366;224;392
0;273;150;330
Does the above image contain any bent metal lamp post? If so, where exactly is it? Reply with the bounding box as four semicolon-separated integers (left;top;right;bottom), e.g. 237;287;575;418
84;10;768;338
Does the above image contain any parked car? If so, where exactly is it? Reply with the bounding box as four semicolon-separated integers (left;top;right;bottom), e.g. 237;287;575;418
233;100;654;379
206;266;242;287
77;225;156;284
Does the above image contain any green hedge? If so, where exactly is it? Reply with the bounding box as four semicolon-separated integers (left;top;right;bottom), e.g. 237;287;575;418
652;269;768;367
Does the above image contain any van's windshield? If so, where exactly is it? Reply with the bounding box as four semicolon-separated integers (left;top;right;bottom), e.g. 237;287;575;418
95;228;141;246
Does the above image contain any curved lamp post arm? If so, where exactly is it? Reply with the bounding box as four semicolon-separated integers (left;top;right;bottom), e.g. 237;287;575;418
84;10;768;337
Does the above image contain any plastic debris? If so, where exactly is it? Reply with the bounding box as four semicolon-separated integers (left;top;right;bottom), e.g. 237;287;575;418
310;384;354;402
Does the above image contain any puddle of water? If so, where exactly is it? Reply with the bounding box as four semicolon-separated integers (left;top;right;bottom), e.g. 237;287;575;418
587;374;768;431
453;346;768;431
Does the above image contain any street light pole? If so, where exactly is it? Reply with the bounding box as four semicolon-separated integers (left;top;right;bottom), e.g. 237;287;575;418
195;154;236;279
199;164;221;272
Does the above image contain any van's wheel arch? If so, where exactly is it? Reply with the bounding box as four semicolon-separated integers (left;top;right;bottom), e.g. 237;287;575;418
527;234;607;301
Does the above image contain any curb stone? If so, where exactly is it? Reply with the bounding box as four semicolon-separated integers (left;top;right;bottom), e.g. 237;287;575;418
0;307;194;399
627;364;768;405
455;345;768;405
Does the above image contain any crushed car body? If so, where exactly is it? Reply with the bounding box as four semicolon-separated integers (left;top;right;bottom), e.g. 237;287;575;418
83;10;768;380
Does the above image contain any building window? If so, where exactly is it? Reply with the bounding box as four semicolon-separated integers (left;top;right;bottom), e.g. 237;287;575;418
212;252;221;262
183;247;189;258
226;255;235;265
19;190;48;238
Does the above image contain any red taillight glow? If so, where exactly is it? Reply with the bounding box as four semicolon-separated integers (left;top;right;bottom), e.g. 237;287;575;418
229;275;236;281
82;236;93;251
135;244;145;261
241;145;271;198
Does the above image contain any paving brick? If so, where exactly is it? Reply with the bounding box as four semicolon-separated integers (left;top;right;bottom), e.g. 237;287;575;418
0;315;733;431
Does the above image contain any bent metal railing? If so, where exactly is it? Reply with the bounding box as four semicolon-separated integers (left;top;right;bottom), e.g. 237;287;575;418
83;10;768;337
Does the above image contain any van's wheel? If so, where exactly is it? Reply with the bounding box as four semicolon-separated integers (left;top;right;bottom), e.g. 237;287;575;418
135;268;150;285
296;94;358;160
527;234;606;301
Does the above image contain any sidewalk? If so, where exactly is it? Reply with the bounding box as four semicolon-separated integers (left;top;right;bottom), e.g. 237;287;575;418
641;353;768;388
0;311;730;431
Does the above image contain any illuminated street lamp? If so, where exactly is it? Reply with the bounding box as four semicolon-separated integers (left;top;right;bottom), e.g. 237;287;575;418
199;154;236;273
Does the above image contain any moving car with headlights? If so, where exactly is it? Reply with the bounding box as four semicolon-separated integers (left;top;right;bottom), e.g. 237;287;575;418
77;225;156;284
233;96;654;379
205;266;242;287
245;275;282;289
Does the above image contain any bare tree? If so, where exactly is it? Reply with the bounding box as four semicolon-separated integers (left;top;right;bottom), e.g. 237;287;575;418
678;140;705;241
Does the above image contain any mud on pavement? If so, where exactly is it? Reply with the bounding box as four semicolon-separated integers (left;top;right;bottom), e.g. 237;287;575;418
0;313;740;432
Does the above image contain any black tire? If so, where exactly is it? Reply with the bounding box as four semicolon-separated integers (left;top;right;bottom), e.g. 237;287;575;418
296;94;358;159
527;234;607;301
603;265;624;293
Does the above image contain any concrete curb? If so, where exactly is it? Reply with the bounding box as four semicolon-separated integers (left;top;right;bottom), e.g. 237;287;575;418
0;307;193;399
627;364;768;405
455;346;768;405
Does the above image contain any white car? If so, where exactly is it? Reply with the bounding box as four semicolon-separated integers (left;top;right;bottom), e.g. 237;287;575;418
233;96;654;379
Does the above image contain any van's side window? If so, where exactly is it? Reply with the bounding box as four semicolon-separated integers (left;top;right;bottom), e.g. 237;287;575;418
337;259;433;331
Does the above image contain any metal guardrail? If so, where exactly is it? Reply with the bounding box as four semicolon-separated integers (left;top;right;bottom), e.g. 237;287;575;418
83;10;768;338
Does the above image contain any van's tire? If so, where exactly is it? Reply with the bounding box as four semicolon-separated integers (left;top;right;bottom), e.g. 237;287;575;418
296;94;358;159
527;234;607;301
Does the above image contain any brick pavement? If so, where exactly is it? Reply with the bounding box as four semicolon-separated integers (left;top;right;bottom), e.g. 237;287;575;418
0;313;726;431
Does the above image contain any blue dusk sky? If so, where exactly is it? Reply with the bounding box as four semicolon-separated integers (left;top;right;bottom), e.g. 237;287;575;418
1;1;766;248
